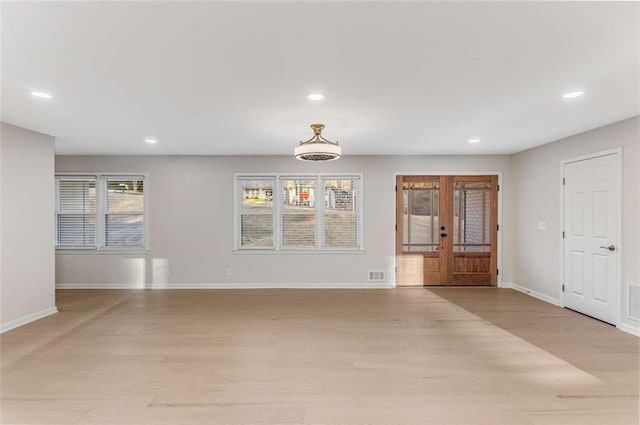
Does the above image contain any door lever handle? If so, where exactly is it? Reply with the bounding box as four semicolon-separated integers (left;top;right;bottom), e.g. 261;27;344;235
440;233;448;238
599;245;616;252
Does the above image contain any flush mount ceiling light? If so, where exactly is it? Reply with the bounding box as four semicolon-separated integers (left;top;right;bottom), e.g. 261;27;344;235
294;123;341;161
562;90;584;99
30;91;53;99
144;138;158;144
468;138;481;144
308;93;324;101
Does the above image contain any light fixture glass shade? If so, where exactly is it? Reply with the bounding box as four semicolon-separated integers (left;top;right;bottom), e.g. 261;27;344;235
294;124;342;161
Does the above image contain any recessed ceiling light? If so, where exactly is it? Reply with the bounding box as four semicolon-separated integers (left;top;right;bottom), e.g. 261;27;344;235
308;93;324;101
144;138;158;144
30;91;53;99
468;138;481;144
562;90;584;99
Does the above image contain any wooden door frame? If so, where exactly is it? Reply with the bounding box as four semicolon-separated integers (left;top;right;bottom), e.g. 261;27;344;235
560;147;622;325
393;171;504;288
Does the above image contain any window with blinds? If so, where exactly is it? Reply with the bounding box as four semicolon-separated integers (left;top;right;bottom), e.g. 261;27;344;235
105;178;145;247
238;178;275;248
281;179;316;248
323;178;359;248
57;178;97;247
56;174;146;249
235;174;362;251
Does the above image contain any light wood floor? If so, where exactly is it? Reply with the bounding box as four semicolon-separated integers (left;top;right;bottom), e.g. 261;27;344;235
1;288;638;425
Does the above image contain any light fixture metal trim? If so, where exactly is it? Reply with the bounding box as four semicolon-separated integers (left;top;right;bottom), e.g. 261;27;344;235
294;123;342;161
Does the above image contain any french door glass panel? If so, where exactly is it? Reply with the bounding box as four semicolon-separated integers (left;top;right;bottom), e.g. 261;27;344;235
453;181;492;252
401;181;440;253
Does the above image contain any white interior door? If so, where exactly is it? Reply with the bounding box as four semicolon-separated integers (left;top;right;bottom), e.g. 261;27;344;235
563;152;620;325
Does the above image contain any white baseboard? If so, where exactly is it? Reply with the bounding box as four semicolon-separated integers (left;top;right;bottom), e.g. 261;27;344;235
57;283;151;289
617;322;640;337
56;282;396;290
499;281;513;289
510;283;563;307
508;283;639;338
0;306;58;334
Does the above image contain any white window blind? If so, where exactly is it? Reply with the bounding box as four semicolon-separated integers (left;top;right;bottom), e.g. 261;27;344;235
56;177;97;248
56;174;146;249
235;174;362;251
238;178;275;248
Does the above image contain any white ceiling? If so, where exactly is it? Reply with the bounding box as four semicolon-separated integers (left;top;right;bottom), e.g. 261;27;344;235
2;2;638;155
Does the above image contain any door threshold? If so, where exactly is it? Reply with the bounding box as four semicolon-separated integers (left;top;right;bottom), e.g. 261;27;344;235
396;285;496;288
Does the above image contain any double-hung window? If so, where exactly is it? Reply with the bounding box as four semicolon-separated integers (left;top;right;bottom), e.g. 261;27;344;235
238;178;275;248
236;174;362;251
56;177;97;248
281;178;317;248
322;177;359;248
56;174;146;249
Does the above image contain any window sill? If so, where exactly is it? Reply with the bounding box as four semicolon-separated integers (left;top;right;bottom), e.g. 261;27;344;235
56;248;150;255
234;249;365;255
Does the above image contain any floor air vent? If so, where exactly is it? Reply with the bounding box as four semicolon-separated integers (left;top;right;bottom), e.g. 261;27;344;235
368;271;385;282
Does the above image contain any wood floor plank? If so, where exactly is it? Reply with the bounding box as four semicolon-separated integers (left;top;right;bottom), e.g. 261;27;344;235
1;288;637;424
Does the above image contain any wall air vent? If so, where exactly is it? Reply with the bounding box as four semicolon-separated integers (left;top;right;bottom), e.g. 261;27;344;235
368;271;385;282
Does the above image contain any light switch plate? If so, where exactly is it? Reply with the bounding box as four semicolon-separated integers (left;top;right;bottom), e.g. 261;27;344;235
537;221;546;230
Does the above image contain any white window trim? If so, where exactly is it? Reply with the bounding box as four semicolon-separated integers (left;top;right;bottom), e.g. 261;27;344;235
234;172;364;253
55;172;150;253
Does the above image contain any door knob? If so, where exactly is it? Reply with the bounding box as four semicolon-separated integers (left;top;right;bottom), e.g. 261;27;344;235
599;244;616;252
440;233;448;238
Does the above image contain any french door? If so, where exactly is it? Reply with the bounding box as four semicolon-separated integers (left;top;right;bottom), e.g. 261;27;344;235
395;175;498;286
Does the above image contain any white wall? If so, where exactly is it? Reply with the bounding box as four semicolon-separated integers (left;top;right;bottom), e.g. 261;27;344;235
55;155;514;288
1;123;57;332
512;116;639;329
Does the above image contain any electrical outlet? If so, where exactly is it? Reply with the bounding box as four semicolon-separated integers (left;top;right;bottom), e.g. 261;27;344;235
226;268;233;276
